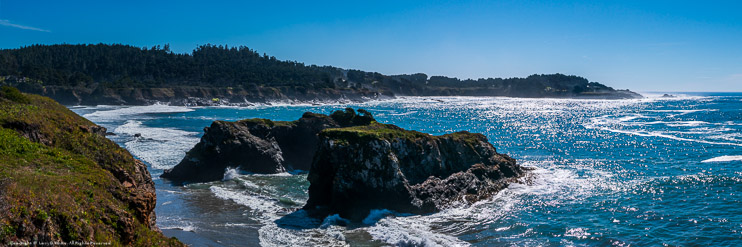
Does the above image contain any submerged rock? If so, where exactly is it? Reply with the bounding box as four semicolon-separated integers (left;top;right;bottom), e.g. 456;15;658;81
303;122;525;220
161;108;375;184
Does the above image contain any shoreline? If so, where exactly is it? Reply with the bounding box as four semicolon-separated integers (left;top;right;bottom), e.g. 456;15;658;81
65;93;655;108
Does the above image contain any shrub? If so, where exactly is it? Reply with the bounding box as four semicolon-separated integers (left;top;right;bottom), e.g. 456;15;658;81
0;86;31;104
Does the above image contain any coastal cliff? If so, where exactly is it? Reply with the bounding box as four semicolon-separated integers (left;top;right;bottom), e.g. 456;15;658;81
161;108;375;184
0;86;181;246
304;122;526;220
8;83;387;106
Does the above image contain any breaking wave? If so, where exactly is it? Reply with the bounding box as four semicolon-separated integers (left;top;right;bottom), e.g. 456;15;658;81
83;103;194;122
114;120;199;170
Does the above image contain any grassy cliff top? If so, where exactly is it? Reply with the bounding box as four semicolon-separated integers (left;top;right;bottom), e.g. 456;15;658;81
0;86;181;246
320;121;487;145
235;118;298;127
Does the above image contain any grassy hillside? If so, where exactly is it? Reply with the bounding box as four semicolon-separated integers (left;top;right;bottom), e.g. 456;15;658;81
0;86;181;246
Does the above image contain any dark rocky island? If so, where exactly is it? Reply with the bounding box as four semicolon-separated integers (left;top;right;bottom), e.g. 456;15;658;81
0;87;181;245
304;122;525;220
0;44;641;106
161;108;375;184
163;107;525;221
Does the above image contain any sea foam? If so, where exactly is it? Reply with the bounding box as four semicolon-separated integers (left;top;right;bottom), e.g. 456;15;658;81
83;103;194;122
114;120;199;170
223;167;241;181
702;155;742;163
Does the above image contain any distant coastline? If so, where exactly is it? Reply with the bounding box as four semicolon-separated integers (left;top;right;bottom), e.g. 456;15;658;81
0;44;642;105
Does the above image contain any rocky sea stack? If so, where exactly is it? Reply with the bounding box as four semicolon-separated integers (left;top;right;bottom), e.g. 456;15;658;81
0;86;181;246
161;106;524;221
304;122;526;220
161;108;375;184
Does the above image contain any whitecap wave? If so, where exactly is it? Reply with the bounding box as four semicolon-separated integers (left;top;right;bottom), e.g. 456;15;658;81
83;103;194;122
160;224;197;232
363;209;395;225
158;215;198;232
367;216;470;247
257;221;347;247
114;120;199;170
320;214;350;229
584;112;742;147
702;155;742;163
389;110;419;116
588;126;742;147
564;227;592;240
208;184;350;246
210;185;283;216
223;167;240;181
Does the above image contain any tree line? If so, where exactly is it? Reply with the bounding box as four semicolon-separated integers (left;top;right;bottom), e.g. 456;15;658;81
0;44;617;95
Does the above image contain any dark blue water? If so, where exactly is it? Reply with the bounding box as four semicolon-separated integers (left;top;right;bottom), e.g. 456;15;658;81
71;93;742;246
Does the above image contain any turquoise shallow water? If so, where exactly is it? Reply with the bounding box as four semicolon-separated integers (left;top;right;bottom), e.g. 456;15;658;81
71;93;742;246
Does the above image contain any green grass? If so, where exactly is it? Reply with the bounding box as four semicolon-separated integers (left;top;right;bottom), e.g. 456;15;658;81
0;86;31;104
321;121;486;146
0;88;182;246
236;118;298;127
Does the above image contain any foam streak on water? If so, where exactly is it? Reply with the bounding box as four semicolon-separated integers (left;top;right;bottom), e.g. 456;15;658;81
703;155;742;163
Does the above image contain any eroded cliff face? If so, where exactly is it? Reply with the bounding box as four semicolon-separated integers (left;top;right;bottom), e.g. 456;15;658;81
304;123;525;220
19;83;641;106
0;86;181;246
161;108;375;184
14;84;388;106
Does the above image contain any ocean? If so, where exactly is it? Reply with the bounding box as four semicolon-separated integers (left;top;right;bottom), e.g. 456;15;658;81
70;93;742;246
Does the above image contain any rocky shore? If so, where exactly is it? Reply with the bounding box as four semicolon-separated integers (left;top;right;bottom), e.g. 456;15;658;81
9;82;641;107
11;82;389;106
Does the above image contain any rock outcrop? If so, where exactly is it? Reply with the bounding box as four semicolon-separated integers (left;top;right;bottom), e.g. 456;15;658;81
303;122;525;220
0;86;181;246
161;108;375;184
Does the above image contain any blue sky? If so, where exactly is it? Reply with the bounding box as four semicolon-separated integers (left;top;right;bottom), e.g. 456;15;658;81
1;0;741;92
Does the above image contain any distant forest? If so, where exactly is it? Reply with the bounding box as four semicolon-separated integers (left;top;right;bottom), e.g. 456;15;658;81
0;44;634;101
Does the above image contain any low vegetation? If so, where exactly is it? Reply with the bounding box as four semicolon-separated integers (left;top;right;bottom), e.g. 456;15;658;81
0;86;181;246
321;115;485;147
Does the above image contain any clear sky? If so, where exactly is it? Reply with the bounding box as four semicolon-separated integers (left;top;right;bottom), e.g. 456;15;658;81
1;0;741;92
